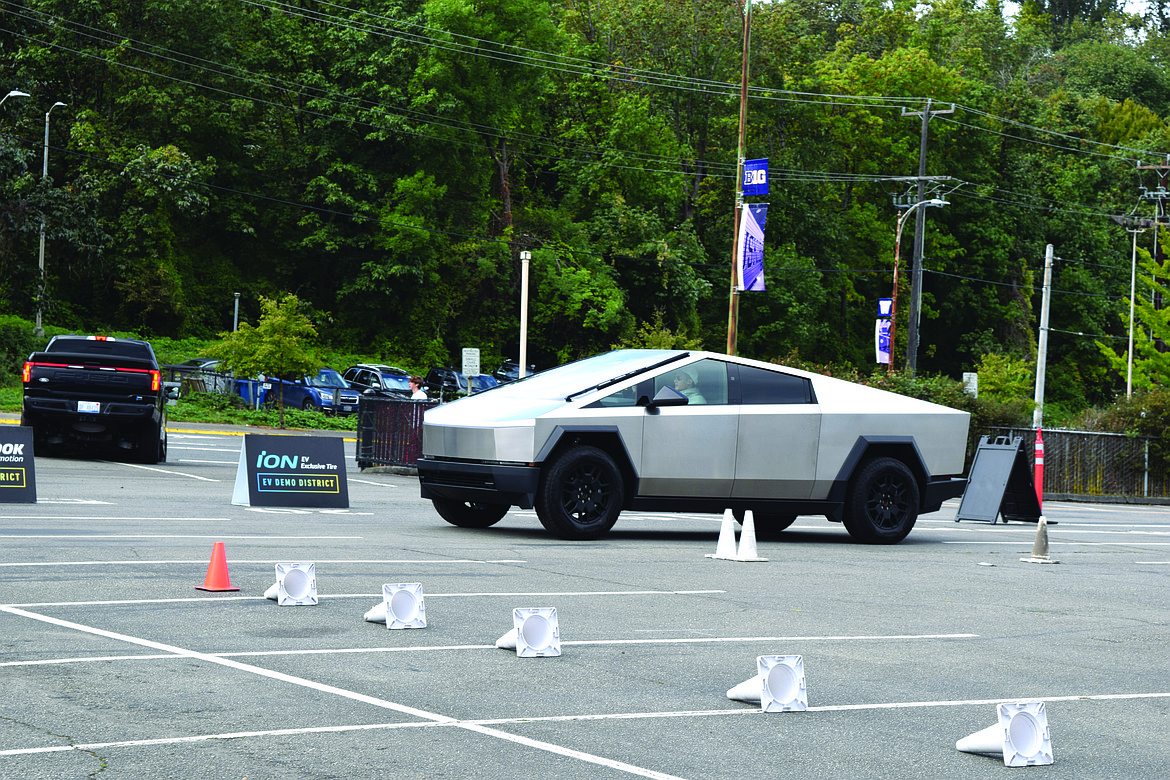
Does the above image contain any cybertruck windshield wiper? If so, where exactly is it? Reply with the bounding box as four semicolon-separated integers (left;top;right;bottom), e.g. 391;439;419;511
564;354;688;402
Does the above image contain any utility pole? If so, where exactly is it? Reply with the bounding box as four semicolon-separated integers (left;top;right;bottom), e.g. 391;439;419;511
901;100;954;375
1033;244;1053;428
1139;157;1170;352
725;0;752;356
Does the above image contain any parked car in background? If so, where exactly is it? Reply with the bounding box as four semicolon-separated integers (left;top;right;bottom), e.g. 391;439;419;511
259;368;361;415
492;360;536;383
424;367;499;399
418;349;970;543
342;364;412;397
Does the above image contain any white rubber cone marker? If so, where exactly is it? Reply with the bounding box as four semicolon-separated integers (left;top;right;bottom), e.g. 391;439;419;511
957;702;1053;766
705;509;738;560
735;510;768;562
267;563;318;606
514;607;561;657
364;601;388;623
383;583;426;629
726;675;763;704
1021;516;1059;564
495;627;518;650
758;655;808;712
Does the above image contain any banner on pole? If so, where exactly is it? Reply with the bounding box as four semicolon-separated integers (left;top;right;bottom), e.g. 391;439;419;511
875;319;891;364
742;158;769;196
737;203;768;291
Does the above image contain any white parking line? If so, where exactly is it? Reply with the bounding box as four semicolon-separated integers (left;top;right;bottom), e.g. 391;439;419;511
2;589;714;606
0;631;973;665
0;606;688;780
0;533;358;539
100;461;220;481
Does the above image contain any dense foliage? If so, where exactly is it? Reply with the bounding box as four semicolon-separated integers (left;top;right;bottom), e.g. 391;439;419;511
3;0;1170;417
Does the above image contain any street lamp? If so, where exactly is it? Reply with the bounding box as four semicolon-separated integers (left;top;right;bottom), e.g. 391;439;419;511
519;251;531;379
888;198;947;375
34;100;66;338
1112;215;1153;398
0;89;29;108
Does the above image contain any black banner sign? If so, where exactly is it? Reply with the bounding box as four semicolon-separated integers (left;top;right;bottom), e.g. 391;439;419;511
0;426;36;503
231;433;349;508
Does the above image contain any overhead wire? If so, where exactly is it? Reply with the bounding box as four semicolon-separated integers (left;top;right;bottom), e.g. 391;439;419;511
0;0;1156;312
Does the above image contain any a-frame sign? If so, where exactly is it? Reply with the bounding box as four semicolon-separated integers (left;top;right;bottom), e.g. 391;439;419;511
955;435;1043;524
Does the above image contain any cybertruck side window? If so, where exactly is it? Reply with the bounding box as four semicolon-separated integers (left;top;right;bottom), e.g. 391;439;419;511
735;364;815;405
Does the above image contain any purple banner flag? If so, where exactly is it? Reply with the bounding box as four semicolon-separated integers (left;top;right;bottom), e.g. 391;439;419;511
737;203;768;291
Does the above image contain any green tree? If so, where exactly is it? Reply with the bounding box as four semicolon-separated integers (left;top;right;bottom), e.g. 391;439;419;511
206;294;321;428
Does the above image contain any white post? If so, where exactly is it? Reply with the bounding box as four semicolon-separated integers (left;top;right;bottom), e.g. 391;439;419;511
1032;244;1053;428
1127;230;1138;398
519;251;531;379
35;101;66;339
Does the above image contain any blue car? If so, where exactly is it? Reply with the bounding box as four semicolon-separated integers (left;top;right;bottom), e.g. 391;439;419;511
258;368;362;415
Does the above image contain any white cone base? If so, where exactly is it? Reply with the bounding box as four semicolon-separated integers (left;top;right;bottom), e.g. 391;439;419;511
957;702;1053;767
759;655;808;712
726;675;762;704
270;563;317;606
512;608;561;657
383;583;426;629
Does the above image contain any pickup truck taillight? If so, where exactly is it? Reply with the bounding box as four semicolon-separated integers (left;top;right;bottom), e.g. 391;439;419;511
150;370;161;392
22;361;31;383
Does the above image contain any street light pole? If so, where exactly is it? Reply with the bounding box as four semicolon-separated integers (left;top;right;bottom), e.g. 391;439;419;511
519;251;531;379
34;100;66;339
889;199;947;375
1112;215;1152;398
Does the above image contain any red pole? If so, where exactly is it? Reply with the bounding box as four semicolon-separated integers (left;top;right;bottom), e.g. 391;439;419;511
1034;429;1044;512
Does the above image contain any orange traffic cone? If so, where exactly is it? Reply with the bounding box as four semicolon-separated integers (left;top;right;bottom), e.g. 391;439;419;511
195;541;240;592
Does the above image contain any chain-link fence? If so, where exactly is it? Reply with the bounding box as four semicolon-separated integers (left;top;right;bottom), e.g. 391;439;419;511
983;427;1169;500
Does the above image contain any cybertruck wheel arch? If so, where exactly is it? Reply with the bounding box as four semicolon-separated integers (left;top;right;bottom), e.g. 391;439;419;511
535;425;637;500
829;436;929;505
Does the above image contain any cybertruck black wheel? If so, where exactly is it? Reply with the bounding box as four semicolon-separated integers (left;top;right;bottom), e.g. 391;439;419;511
843;457;919;544
534;445;624;540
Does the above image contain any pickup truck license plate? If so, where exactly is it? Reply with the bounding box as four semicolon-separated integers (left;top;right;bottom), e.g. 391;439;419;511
78;401;100;413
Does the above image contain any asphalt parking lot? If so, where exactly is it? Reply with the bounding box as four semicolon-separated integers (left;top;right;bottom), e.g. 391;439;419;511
1;423;1167;779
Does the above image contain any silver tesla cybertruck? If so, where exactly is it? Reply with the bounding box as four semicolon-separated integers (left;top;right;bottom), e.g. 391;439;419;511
417;350;969;543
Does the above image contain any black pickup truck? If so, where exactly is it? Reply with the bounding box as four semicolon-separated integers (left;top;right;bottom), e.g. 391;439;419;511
21;335;175;463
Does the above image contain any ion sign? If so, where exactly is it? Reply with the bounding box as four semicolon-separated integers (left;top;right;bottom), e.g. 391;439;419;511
232;433;349;508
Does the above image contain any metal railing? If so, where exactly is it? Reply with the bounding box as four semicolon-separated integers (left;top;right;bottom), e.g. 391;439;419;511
355;394;439;468
984;427;1168;500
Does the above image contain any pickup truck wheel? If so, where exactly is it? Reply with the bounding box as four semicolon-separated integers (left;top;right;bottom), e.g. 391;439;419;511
432;498;509;528
535;445;624;540
138;421;163;464
843;456;919;544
